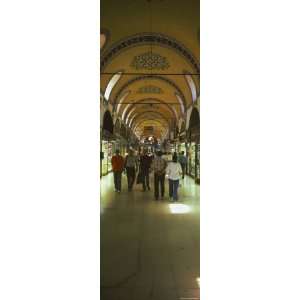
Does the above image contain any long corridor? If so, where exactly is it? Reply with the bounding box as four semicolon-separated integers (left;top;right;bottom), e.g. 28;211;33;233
100;173;200;300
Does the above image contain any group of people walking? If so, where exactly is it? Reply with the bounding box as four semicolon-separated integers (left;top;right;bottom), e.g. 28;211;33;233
111;149;188;202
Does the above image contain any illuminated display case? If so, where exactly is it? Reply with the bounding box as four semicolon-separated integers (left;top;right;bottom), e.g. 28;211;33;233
107;142;113;172
189;142;196;178
101;141;108;176
179;143;186;154
170;144;175;154
197;143;200;180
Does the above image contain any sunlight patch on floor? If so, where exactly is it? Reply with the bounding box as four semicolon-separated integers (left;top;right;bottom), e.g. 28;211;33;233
169;203;191;214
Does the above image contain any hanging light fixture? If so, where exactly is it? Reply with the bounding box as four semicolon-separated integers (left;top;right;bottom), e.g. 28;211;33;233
147;0;153;74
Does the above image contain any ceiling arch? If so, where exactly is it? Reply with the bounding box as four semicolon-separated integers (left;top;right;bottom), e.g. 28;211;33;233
100;43;198;108
100;28;110;51
101;32;199;74
128;108;173;135
116;90;131;115
133;118;168;131
120;98;177;124
188;106;200;130
104;71;123;101
184;72;198;102
113;75;187;111
114;118;121;135
128;106;173;129
100;0;200;141
102;110;114;134
130;110;170;128
134;121;169;139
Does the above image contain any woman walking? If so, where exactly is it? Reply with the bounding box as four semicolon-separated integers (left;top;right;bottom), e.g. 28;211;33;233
166;153;182;202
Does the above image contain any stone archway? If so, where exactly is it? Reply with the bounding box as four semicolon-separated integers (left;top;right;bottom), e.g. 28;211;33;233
102;110;114;135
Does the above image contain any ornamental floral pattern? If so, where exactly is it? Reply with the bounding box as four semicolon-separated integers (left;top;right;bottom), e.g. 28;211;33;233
130;52;170;70
101;33;200;73
137;85;163;94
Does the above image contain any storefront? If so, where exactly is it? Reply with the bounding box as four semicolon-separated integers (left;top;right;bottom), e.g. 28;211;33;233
107;142;114;173
101;140;109;176
114;138;127;157
178;142;186;154
188;142;196;178
178;122;187;154
101;110;114;177
197;143;200;180
170;143;176;154
187;107;200;184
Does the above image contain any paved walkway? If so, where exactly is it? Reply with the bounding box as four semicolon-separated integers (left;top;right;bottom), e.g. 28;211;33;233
100;173;200;300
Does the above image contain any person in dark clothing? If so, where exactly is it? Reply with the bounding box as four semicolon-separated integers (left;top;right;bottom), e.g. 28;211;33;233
178;151;188;179
124;149;138;191
150;151;167;200
111;149;124;192
139;150;153;191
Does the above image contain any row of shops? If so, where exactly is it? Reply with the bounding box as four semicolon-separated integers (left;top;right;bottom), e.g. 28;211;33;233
170;142;200;184
100;109;139;177
100;105;200;183
100;139;128;177
101;141;199;180
101;140;199;184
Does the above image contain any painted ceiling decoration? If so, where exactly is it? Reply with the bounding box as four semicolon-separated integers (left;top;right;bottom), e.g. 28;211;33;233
137;85;163;94
113;75;186;109
100;33;199;74
130;51;170;70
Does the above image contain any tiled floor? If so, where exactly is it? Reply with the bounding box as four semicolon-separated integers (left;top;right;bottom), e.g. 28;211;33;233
100;173;200;300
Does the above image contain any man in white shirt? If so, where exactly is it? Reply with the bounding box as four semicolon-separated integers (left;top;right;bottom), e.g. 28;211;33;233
166;153;182;202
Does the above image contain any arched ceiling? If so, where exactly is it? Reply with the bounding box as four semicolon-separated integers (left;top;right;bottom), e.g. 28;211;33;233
100;0;200;140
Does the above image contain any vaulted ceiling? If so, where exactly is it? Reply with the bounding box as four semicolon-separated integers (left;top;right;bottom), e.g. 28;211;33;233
100;0;200;141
